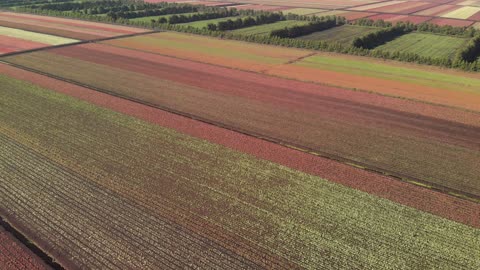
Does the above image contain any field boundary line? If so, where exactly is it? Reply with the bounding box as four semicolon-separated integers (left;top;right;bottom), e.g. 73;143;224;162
2;60;479;204
0;216;65;270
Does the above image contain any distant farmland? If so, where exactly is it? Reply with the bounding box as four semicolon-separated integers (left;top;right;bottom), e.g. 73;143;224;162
375;32;469;59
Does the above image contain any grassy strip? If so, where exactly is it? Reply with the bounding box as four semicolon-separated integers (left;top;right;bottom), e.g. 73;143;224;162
1;73;479;269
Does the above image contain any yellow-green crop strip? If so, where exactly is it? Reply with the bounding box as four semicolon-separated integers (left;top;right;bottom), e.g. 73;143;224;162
0;74;479;269
0;26;78;45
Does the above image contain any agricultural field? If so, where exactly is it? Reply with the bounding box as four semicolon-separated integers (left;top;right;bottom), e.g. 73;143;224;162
101;31;310;71
374;32;469;59
296;25;380;44
0;226;50;270
0;63;479;269
5;42;480;200
0;26;77;55
231;20;309;35
103;31;480;111
0;11;148;40
1;1;480;269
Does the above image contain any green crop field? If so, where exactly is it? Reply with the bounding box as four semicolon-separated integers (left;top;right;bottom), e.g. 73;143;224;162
374;32;469;59
232;20;309;35
296;25;380;44
129;12;198;22
179;16;243;28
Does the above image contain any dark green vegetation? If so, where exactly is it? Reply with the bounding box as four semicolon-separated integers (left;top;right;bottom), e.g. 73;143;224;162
8;0;480;71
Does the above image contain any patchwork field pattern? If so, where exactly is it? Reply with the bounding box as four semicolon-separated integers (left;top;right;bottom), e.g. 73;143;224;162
186;0;480;26
102;32;480;112
1;62;479;269
0;12;148;40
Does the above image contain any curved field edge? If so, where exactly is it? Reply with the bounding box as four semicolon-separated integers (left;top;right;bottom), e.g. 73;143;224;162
0;71;479;269
1;63;478;229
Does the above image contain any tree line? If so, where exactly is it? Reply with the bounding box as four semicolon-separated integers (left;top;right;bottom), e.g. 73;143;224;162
270;16;342;38
207;13;283;31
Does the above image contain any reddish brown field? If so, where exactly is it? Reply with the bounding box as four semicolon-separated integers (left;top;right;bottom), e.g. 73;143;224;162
1;62;478;228
0;226;50;270
415;4;463;16
0;12;147;40
468;11;480;21
367;1;437;14
0;36;47;55
429;17;474;26
367;13;433;23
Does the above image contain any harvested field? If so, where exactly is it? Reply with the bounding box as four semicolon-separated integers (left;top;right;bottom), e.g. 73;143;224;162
374;32;468;59
367;13;432;24
468;10;480;20
414;4;460;16
0;26;77;45
231;20;310;35
102;32;480;111
225;0;382;9
339;11;378;20
0;11;148;40
102;31;310;71
296;25;380;44
365;1;437;14
0;225;50;270
429;17;474;26
3;63;479;229
283;8;326;15
5;43;480;199
0;69;479;270
227;4;290;11
441;6;480;19
350;1;407;11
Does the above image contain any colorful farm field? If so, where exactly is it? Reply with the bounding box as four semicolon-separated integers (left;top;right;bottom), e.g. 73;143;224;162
0;65;479;269
0;26;77;55
367;13;433;24
441;6;480;19
5;43;480;200
374;32;469;59
0;11;148;40
296;25;380;44
283;8;326;15
101;31;311;71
